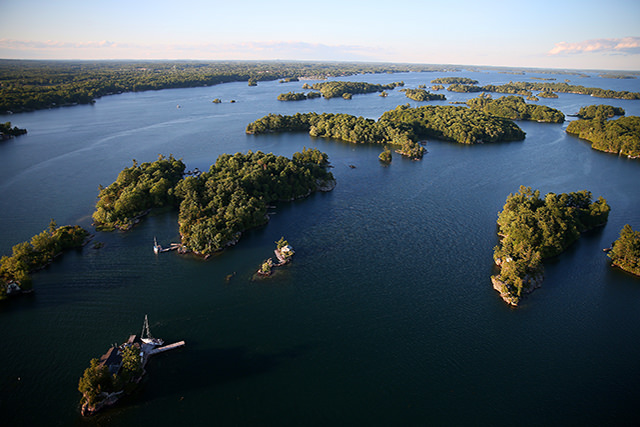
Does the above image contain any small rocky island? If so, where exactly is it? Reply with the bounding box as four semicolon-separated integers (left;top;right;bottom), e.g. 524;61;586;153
257;238;294;277
78;316;184;416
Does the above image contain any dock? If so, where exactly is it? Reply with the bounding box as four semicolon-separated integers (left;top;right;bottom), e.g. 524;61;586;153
148;341;186;355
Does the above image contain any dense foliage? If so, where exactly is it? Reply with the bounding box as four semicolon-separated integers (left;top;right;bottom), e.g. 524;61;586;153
447;83;484;93
431;77;479;85
565;116;640;158
174;149;334;255
0;60;447;113
0;221;89;297
277;91;308;101
379;104;526;144
379;146;392;163
492;186;610;305
401;88;446;101
449;81;640;100
0;122;27;138
577;105;625;119
310;81;404;99
93;155;186;230
466;94;565;123
608;224;640;276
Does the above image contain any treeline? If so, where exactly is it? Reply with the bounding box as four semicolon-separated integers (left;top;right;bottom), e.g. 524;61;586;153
92;155;186;230
0;59;447;113
466;94;565;123
0;121;27;139
445;81;640;100
0;221;89;297
565;116;640;158
608;224;640;276
401;88;446;101
431;77;479;85
174;149;334;255
577;104;625;119
306;81;404;99
492;186;610;306
277;91;321;101
246;111;425;159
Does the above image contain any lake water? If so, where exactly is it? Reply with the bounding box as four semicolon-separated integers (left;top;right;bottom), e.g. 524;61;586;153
1;69;640;426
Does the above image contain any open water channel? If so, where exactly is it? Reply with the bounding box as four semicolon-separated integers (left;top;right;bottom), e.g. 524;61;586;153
1;69;639;426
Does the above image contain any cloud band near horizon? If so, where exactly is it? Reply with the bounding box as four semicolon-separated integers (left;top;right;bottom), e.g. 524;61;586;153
549;37;640;55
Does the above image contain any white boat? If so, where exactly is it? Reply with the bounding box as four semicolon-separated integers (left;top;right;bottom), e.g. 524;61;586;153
153;237;161;254
141;315;164;346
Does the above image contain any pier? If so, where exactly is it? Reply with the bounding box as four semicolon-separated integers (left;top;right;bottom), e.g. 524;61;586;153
148;341;186;355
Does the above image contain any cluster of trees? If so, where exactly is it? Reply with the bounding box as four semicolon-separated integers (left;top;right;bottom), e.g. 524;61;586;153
0;121;27;138
565;116;640;158
577;104;625;119
444;81;640;100
279;77;299;83
492;186;610;305
431;77;479;85
0;59;449;113
92;155;186;230
431;84;445;91
0;221;89;296
537;90;558;98
246;111;424;159
608;224;640;276
78;344;142;409
466;94;565;123
174;149;334;255
379;146;392;163
400;88;446;101
379;104;526;144
307;81;404;99
276;91;321;101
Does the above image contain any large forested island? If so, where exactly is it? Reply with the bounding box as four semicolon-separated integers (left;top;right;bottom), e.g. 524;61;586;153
492;186;610;306
446;81;640;100
305;81;404;99
0;221;89;297
466;94;565;123
608;224;640;276
246;104;525;159
565;115;640;158
576;104;625;119
94;149;335;256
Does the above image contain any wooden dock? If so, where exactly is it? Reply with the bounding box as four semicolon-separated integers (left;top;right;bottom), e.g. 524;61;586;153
148;341;186;355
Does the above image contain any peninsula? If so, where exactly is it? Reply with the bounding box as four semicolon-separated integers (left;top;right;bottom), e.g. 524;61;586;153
607;224;640;276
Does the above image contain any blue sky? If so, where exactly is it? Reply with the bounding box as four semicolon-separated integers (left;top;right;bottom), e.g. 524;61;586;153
1;0;639;70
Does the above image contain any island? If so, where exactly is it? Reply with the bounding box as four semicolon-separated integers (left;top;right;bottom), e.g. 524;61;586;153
607;224;640;276
431;77;479;85
78;316;185;416
400;88;446;102
0;221;89;298
576;104;625;119
492;186;610;306
0;121;27;139
246;105;526;159
466;94;565;123
378;146;392;163
453;81;640;100
93;149;336;256
565;115;640;158
256;237;295;277
277;91;308;101
309;81;404;99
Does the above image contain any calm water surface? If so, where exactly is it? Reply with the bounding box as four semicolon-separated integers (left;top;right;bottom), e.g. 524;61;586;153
1;70;639;426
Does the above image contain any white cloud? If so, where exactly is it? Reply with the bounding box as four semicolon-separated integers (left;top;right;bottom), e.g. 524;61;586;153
548;37;640;55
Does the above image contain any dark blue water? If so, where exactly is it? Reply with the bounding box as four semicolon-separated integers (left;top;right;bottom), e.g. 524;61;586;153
1;70;639;426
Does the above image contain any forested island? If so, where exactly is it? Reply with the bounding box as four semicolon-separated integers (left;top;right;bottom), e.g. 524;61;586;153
565;116;640;158
492;186;610;306
0;221;89;298
466;94;565;123
607;224;640;276
0;121;27;139
277;91;308;101
306;81;404;99
0;60;446;114
576;104;625;119
448;81;640;100
94;149;335;256
246;104;525;156
401;88;446;102
431;77;479;85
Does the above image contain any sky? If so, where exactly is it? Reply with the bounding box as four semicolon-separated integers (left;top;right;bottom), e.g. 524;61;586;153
1;0;639;70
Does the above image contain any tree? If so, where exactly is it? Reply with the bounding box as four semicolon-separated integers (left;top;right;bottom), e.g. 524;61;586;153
78;358;113;406
608;224;640;276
